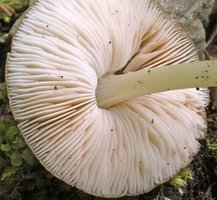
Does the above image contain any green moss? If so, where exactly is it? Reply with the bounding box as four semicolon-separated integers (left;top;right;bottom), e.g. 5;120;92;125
169;168;193;195
206;136;217;161
153;186;172;200
0;83;7;102
0;0;29;12
0;0;29;22
0;0;29;43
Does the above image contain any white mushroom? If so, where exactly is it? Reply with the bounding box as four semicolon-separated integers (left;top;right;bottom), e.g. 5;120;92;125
5;0;217;198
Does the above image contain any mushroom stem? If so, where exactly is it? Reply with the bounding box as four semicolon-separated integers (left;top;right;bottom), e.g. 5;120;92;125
96;60;217;109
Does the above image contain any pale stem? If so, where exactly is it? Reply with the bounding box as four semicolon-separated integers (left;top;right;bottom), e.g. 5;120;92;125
96;60;217;109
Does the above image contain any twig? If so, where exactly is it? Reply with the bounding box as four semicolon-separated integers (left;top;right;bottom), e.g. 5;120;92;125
0;3;15;17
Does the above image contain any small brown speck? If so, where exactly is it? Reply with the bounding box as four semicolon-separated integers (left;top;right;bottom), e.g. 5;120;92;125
109;41;112;44
196;87;200;91
151;119;154;124
167;163;170;166
58;76;63;78
148;70;151;73
116;9;118;13
54;86;58;90
111;129;113;132
184;147;186;149
195;76;198;79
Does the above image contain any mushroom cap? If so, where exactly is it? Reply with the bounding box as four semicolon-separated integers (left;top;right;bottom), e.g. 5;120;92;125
6;0;208;197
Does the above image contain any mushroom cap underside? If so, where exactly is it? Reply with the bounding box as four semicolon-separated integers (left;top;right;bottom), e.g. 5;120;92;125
6;0;208;197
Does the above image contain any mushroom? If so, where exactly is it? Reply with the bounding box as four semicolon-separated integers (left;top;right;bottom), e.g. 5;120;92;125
5;0;217;198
